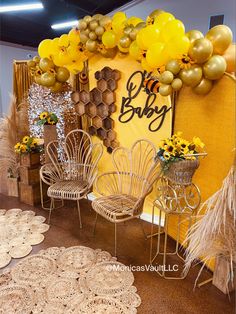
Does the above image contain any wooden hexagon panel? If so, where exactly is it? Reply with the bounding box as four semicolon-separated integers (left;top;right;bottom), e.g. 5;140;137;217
71;67;120;153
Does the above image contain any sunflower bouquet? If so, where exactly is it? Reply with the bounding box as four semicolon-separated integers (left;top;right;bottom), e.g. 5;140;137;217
14;136;42;154
36;111;58;126
157;132;205;166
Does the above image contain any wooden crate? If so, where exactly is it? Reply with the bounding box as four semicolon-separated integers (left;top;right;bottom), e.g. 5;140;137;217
19;166;40;185
7;177;19;197
44;125;57;164
20;152;40;167
19;182;47;206
213;255;236;294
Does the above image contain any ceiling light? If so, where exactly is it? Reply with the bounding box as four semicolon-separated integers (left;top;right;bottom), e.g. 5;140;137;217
51;20;78;30
0;3;43;13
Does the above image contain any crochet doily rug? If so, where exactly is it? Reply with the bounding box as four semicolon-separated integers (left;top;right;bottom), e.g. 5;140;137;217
0;246;141;313
0;209;49;269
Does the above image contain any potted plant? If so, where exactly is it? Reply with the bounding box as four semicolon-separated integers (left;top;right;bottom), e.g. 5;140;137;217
36;111;58;163
156;132;205;185
15;136;43;167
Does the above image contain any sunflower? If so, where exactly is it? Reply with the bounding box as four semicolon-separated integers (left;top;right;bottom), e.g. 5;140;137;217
30;138;38;149
178;54;195;69
159;140;168;150
166;144;175;154
178;139;190;149
22;136;30;144
163;151;171;160
20;144;27;153
47;117;56;125
14;142;21;152
193;137;205;149
40;111;49;120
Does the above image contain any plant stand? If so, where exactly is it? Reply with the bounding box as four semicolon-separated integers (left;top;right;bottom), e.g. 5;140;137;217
44;124;57;163
150;177;201;279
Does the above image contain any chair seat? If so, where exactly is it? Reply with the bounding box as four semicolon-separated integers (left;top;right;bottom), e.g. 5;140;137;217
48;180;88;200
92;194;139;223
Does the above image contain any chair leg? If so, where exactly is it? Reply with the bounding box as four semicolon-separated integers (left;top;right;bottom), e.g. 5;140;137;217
93;212;98;236
138;217;147;240
48;198;54;224
114;222;117;257
77;200;82;229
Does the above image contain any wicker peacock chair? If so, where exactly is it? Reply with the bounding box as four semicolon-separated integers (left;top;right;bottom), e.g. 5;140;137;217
40;129;103;227
92;139;161;256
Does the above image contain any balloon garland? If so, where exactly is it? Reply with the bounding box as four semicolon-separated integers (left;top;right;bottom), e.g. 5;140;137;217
32;9;234;96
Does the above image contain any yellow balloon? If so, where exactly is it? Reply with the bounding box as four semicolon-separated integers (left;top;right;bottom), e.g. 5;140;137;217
167;35;190;58
223;44;236;73
129;41;142;60
146;42;168;68
38;39;52;58
113;12;126;21
127;16;143;27
58;34;69;47
66;61;84;74
53;49;72;66
141;57;154;72
136;25;160;50
206;25;233;55
161;19;185;42
102;31;117;48
68;28;81;44
154;12;175;29
112;18;126;34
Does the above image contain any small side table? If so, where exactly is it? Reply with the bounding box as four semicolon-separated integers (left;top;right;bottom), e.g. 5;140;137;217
150;177;201;279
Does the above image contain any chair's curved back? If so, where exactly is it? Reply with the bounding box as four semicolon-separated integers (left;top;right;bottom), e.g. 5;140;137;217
112;139;160;199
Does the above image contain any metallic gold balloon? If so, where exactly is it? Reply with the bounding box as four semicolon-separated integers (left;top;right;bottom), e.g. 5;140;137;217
124;26;133;35
83;15;92;23
86;39;97;52
39;58;54;72
89;31;97;40
192;78;213;95
119;35;131;48
50;81;63;93
135;22;146;30
159;71;174;84
165;59;181;75
33;56;40;63
93;14;103;20
186;30;204;44
89;20;99;31
129;28;139;40
206;25;233;54
223;44;236;73
159;84;173;96
80;32;89;44
149;9;165;20
34;75;42;85
99;16;112;28
179;65;203;86
40;72;56;87
95;26;105;36
27;60;36;68
171;78;183;91
203;55;227;80
56;67;70;82
78;20;87;30
188;38;213;63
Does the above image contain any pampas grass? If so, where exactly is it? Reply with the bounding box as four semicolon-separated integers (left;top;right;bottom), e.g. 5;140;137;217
184;162;236;288
0;96;28;178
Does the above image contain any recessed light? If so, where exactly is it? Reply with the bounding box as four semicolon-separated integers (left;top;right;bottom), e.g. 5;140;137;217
0;3;43;13
51;20;78;30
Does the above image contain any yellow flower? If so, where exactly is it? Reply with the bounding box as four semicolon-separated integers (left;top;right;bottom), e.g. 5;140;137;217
14;142;21;152
22;136;30;144
193;137;205;149
40;111;49;120
20;144;27;153
30;138;38;149
159;140;168;149
178;139;190;149
163;151;171;160
178;54;195;69
173;131;183;138
165;144;175;154
47;117;55;125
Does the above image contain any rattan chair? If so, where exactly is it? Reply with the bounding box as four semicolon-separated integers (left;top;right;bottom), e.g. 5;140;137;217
92;139;161;256
40;129;103;227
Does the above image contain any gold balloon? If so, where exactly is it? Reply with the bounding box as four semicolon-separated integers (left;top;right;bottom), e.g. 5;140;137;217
93;14;103;20
50;81;63;93
40;72;56;87
89;20;98;31
203;55;227;80
83;15;92;23
33;56;40;63
206;25;233;54
80;32;89;44
119;35;131;48
27;60;36;68
34;75;42;85
166;59;180;75
223;44;236;73
95;26;105;36
159;84;173;96
129;28;139;41
186;30;204;44
124;26;133;35
149;9;165;20
100;47;117;58
179;65;203;86
159;71;174;84
86;39;97;52
171;78;183;91
39;58;54;72
192;78;213;95
78;20;87;30
56;67;70;82
188;38;213;63
89;31;97;40
135;22;146;30
99;16;112;28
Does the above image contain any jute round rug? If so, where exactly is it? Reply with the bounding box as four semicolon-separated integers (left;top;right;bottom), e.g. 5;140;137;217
0;209;49;269
0;246;141;313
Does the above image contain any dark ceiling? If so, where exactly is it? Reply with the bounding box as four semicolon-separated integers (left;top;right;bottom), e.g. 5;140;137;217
0;0;133;47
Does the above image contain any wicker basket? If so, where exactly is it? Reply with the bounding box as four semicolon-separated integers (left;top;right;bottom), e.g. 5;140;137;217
163;158;200;185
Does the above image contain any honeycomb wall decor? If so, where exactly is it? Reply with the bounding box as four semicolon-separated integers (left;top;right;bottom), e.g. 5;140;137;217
71;66;121;153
